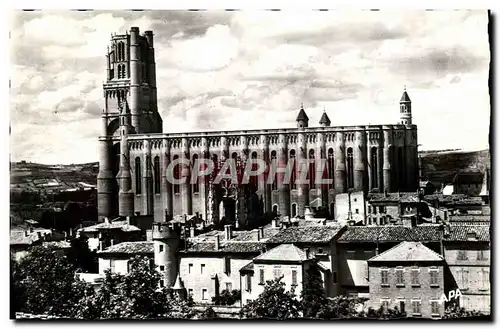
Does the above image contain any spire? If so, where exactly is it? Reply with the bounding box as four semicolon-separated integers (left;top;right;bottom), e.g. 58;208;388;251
319;110;331;126
296;103;309;122
400;87;411;103
172;274;185;290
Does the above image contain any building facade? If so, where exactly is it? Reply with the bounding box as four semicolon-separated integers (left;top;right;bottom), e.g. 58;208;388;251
97;27;420;227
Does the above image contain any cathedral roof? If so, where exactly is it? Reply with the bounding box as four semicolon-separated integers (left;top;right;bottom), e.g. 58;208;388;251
400;90;411;103
296;106;309;122
319;111;331;125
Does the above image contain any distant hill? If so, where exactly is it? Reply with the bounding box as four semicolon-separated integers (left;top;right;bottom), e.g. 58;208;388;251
419;149;490;187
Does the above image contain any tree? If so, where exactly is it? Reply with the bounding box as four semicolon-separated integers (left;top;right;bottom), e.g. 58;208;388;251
198;306;218;320
67;235;98;273
212;289;241;306
443;305;485;319
240;277;301;320
300;265;327;319
14;245;82;316
317;296;368;319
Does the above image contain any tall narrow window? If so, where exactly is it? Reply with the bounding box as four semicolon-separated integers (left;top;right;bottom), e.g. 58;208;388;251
173;155;180;194
411;268;420;285
481;269;489;290
457;250;468;260
289;149;296;190
308;149;315;190
412;300;421;316
118;41;125;61
135;157;142;194
246;274;252;292
110;259;115;273
188;263;193;274
431;301;440;315
371;147;378;189
397;147;404;190
291;203;297;217
346;147;354;189
250;151;258;188
225;282;232;291
201;264;205;274
202;289;208;300
381;268;389;285
117;64;122;79
328;148;335;190
192;154;199;194
396;267;404;285
292;270;297;286
271;151;277;191
154;156;160;194
259;269;265;284
430;268;439;286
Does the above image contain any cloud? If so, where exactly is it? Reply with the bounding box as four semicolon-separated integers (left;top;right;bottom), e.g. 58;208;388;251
9;10;491;164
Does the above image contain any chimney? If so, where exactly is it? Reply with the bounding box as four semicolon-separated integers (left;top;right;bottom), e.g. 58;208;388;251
304;248;310;259
272;218;279;228
69;227;73;237
64;231;68;240
259;226;264;240
110;239;114;246
99;241;103;251
104;217;110;224
214;235;220;250
444;223;450;237
235;220;240;229
183;214;187;223
190;226;195;238
224;225;233;240
126;216;131;225
195;212;199;220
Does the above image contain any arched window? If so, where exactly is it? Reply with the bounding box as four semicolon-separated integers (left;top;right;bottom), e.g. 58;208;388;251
291;203;297;217
328;148;335;190
135;157;142;195
270;150;277;191
250;151;258;187
118;42;125;61
371;147;378;189
192;154;199;194
398;147;405;190
154;156;160;194
173;155;180;194
117;65;122;79
346;148;354;189
122;65;126;78
289;149;296;190
272;204;278;214
308;149;315;190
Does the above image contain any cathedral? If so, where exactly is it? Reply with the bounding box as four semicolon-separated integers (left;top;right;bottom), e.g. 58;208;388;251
97;27;419;227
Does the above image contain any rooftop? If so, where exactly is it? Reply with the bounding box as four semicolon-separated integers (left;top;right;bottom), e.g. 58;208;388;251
368;192;419;203
337;225;442;243
10;228;53;246
253;244;309;262
78;220;141;233
266;225;345;244
182;241;265;254
98;241;154;255
369;241;443;262
445;224;490;242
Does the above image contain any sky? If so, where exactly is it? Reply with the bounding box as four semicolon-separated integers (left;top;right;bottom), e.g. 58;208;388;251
9;10;491;165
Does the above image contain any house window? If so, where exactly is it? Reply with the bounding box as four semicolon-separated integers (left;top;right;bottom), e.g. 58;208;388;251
354;198;357;202
318;248;324;254
373;206;377;215
201;264;205;274
379;206;385;213
159;280;165;288
411;300;422;316
431;301;440;315
188;263;193;274
202;289;208;300
481;269;489;290
292;270;297;286
246;275;252;292
259;269;265;284
430;268;439;286
223;257;231;275
381;268;389;286
457;250;468;260
381;299;390;311
225;282;232;291
273;268;283;279
411;268;420;286
110;259;115;273
477;250;488;260
396;268;404;285
160;265;165;271
368;206;371;214
159;245;164;252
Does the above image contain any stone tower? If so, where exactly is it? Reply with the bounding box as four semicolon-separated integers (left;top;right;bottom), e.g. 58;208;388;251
152;222;181;289
400;87;412;125
97;27;163;221
319;110;331;127
296;104;309;128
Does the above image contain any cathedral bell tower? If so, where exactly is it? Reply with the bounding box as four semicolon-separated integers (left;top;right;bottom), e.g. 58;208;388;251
399;87;412;125
97;27;163;221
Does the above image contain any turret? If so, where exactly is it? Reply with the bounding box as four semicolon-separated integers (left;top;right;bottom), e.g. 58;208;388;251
152;222;181;288
296;104;309;129
319;110;331;127
399;87;412;125
116;100;134;216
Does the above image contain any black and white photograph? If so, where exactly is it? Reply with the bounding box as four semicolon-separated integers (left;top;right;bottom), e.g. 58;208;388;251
9;8;492;321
